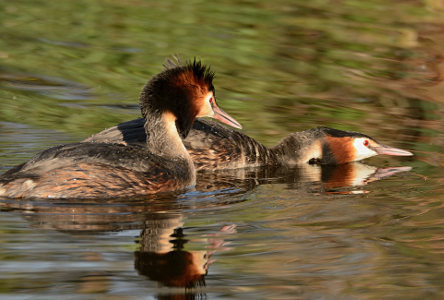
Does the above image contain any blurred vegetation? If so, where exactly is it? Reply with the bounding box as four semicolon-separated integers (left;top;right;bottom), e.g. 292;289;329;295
0;0;442;165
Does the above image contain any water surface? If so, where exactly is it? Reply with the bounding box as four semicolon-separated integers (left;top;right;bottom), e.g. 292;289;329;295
0;0;443;299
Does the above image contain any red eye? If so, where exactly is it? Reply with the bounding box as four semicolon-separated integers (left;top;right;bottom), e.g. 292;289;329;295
209;97;214;104
363;140;369;146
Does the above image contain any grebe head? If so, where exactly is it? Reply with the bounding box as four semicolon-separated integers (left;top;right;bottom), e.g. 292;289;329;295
275;127;413;165
140;59;241;139
318;127;413;164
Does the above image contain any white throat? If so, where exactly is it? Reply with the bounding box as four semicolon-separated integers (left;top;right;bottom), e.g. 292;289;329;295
352;138;377;161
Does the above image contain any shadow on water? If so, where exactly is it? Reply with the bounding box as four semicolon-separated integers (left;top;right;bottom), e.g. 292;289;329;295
0;162;410;299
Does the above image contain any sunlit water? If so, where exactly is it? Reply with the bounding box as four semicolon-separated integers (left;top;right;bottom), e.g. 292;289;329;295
0;0;443;299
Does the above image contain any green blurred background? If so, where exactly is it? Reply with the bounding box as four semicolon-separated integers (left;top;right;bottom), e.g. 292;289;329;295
0;0;442;161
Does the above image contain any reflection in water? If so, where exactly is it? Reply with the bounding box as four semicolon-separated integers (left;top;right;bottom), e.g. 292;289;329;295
135;218;208;289
0;162;410;298
195;162;411;195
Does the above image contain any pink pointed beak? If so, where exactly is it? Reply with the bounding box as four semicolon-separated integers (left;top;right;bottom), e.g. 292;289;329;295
371;144;413;156
211;102;242;129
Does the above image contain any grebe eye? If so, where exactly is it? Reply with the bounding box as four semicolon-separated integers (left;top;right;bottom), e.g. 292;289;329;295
363;140;369;146
209;96;213;104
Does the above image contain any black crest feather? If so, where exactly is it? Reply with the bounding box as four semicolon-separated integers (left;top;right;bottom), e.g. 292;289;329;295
318;127;374;140
186;58;215;88
163;56;215;90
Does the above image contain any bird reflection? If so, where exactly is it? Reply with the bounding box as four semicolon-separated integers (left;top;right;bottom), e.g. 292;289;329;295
194;162;411;195
135;220;208;290
0;162;410;298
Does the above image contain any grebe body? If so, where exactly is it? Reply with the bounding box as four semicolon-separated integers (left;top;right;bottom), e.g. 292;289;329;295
86;118;413;170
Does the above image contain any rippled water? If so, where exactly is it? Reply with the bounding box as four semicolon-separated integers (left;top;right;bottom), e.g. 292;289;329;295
0;1;443;299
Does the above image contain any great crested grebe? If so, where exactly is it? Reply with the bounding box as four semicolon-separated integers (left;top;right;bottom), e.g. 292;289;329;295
0;60;241;199
85;118;413;170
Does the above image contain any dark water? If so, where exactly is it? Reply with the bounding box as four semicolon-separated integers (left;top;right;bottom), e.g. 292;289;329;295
0;1;443;299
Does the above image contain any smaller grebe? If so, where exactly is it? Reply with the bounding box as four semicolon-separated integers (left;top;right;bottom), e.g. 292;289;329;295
86;118;413;170
0;60;241;199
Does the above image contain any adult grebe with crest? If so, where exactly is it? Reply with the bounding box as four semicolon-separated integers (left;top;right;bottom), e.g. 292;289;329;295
0;59;241;198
